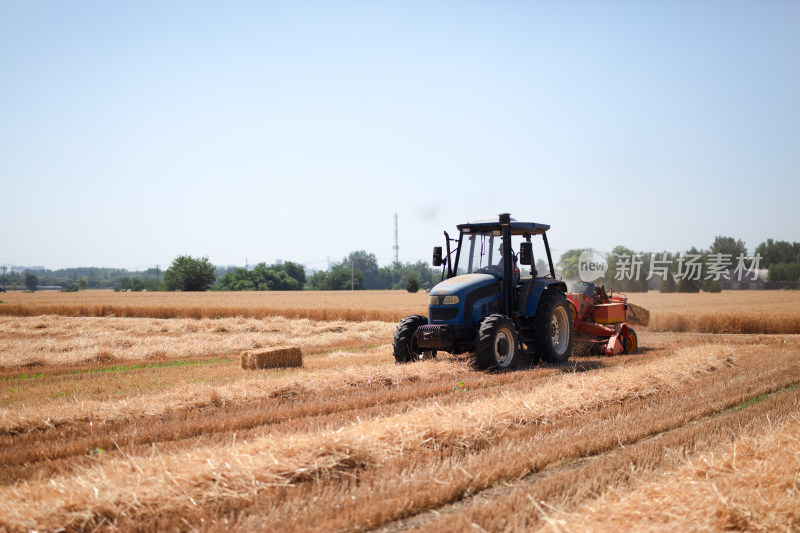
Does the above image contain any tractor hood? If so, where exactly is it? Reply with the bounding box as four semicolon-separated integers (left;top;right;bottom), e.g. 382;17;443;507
428;274;502;326
430;274;497;296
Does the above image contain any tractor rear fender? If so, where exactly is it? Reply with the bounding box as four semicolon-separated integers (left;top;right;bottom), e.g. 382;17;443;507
518;279;567;318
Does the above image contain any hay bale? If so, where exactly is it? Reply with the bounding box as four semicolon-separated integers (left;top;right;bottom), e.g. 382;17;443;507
241;346;303;370
627;303;650;327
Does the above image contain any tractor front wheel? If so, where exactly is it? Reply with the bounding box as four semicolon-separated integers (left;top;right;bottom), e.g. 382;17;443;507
392;315;427;363
475;314;520;371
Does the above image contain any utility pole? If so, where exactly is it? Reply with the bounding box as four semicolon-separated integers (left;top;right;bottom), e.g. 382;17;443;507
1;264;6;290
156;265;160;285
351;261;354;290
393;213;399;264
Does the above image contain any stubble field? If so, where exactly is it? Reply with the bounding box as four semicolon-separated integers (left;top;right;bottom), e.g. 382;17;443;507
1;290;799;532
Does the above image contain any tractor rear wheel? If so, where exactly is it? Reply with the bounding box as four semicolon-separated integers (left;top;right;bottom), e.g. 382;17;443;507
392;315;427;363
475;314;520;371
624;328;638;354
531;291;574;363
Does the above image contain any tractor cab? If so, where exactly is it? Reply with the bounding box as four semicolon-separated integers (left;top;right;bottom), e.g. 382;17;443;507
435;216;556;281
428;216;562;329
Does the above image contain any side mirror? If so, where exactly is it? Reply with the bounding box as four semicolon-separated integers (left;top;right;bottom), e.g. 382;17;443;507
519;242;533;265
432;247;443;267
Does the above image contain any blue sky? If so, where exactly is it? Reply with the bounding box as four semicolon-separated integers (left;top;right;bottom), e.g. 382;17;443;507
2;1;798;271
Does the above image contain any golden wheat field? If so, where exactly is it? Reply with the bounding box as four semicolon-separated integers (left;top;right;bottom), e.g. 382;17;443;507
1;290;799;532
0;290;429;322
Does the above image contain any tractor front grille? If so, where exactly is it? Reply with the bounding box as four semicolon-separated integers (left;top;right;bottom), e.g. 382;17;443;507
430;307;458;321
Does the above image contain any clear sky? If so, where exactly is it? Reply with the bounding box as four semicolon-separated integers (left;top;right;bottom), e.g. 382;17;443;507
2;1;798;271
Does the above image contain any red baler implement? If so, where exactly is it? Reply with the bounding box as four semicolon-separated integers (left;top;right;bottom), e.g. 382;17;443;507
566;284;648;356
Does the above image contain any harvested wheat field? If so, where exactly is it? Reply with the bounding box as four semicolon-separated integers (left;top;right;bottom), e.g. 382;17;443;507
3;289;800;334
0;291;799;532
628;290;800;334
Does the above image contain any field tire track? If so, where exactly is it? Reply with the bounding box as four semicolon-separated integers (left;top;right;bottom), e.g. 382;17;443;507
0;363;570;484
379;383;800;532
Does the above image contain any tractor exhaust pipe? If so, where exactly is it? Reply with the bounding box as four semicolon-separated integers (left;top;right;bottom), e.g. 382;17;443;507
499;213;513;318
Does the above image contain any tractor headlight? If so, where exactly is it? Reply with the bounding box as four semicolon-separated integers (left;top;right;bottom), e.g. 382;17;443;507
429;295;440;305
443;295;460;305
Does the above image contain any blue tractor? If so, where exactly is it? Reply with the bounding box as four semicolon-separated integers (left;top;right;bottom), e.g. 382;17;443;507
393;213;574;370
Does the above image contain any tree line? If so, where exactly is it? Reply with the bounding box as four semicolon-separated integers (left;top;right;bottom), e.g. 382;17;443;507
214;251;436;292
557;236;800;293
1;267;163;292
7;236;797;293
6;252;440;293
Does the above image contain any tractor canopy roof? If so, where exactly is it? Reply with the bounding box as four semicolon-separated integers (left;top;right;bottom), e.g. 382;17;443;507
457;216;550;236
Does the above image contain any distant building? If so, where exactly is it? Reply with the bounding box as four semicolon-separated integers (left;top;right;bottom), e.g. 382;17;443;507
9;265;46;273
720;269;768;290
646;269;769;290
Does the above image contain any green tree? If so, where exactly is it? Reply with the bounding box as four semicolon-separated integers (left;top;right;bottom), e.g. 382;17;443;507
253;263;299;290
326;264;364;290
163;255;217;291
406;275;419;293
24;272;38;292
276;261;306;289
307;270;329;290
306;257;436;291
556;249;588;280
217;263;301;291
709;236;747;258
217;268;252;291
755;239;800;268
77;277;88;291
376;266;394;289
659;277;676;293
341;251;379;289
601;246;649;292
768;262;800;282
674;247;709;284
677;277;700;293
142;278;161;291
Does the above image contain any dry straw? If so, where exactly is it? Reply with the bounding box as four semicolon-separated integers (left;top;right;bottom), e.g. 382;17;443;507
0;348;466;434
626;303;650;327
540;415;800;532
0;344;736;531
241;347;303;369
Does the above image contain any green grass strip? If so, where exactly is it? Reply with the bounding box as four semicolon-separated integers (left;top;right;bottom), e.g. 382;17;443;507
3;372;45;381
81;357;235;375
722;382;800;415
2;357;235;381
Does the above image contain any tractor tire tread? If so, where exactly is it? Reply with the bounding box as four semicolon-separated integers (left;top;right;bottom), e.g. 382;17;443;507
475;314;519;371
392;315;427;364
530;291;574;363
